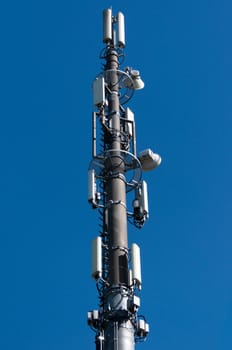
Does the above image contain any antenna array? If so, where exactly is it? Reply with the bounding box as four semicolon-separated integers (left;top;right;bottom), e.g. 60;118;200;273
87;9;161;350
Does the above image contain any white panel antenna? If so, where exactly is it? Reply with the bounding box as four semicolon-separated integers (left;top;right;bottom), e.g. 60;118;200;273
117;12;125;48
88;169;96;204
103;9;112;43
125;107;134;137
140;180;149;219
128;269;133;286
131;243;142;288
92;237;102;279
93;77;105;106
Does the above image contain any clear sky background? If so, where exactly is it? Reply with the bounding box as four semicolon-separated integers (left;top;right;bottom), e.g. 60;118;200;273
1;0;232;349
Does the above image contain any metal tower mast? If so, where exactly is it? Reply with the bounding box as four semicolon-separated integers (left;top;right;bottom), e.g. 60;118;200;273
87;9;161;350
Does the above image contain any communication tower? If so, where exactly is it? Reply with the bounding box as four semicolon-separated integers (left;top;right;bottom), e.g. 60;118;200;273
87;9;161;350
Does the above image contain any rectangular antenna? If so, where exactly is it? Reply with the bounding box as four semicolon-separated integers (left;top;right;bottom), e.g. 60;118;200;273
92;236;102;279
140;180;149;219
92;112;97;157
117;12;125;48
88;169;95;204
103;9;112;43
93;77;105;106
125;107;134;137
131;243;142;287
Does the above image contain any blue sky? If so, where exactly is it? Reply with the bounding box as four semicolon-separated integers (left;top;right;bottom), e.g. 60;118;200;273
1;0;232;349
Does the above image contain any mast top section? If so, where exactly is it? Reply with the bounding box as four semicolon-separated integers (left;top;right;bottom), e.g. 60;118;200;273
103;8;126;48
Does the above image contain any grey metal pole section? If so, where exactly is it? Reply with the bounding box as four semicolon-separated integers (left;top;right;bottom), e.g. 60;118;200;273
87;8;161;350
103;46;134;350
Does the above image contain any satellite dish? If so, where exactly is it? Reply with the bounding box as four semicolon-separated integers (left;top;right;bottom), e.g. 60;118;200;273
130;70;145;90
138;149;161;171
124;68;145;90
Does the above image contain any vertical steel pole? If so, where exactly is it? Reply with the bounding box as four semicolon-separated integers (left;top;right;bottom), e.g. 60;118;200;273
103;48;134;350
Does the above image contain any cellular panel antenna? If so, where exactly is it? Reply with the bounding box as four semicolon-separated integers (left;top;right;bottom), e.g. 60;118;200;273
87;8;161;350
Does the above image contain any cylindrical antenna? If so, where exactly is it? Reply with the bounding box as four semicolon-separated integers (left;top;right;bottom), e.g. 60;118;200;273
88;169;95;204
131;243;142;288
92;236;102;279
103;8;112;43
118;12;125;48
92;112;96;157
140;180;149;219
